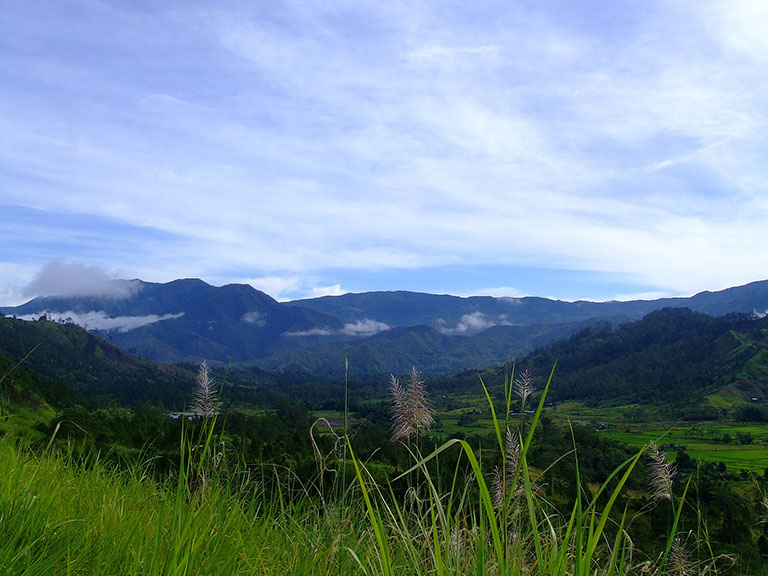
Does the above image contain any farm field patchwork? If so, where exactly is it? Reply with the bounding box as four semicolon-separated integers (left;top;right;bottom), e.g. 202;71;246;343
429;396;768;473
548;402;768;473
603;425;768;472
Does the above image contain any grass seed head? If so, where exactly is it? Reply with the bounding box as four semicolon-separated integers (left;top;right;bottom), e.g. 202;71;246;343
192;360;219;418
648;442;676;501
669;534;691;576
505;427;520;478
491;465;505;510
390;367;434;442
513;369;534;405
492;428;523;510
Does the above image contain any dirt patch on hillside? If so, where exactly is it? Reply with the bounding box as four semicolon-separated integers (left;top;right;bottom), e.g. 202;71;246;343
725;379;768;401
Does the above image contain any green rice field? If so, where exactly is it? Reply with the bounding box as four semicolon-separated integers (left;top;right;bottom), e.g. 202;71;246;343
431;395;768;474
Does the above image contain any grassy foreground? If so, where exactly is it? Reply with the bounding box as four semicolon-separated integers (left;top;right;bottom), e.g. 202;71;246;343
0;435;376;575
0;370;748;575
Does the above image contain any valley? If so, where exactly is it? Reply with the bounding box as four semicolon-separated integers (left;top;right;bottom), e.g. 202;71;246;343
3;281;768;573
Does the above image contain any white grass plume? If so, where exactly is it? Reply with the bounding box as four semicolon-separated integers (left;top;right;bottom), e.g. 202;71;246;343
192;360;218;418
648;442;675;501
390;367;434;442
513;369;534;405
492;428;522;509
669;535;691;576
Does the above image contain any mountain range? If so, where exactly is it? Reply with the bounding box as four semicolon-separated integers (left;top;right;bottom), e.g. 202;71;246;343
2;278;768;375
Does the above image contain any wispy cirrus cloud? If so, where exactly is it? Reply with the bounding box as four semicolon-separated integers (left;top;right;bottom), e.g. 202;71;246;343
1;1;767;302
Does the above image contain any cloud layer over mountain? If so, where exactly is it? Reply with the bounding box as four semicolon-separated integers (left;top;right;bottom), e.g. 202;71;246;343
18;310;184;333
24;261;140;299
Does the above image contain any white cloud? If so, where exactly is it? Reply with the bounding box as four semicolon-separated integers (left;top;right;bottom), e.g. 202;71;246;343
284;328;335;337
648;138;733;173
603;291;677;303
240;277;345;301
244;276;301;301
241;311;265;325
341;319;390;337
309;284;345;298
18;310;184;333
24;260;140;299
440;311;498;335
0;262;38;306
461;286;527;298
406;44;500;65
703;1;768;63
284;318;390;337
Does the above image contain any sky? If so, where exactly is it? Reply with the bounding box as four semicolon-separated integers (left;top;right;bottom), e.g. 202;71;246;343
1;1;767;306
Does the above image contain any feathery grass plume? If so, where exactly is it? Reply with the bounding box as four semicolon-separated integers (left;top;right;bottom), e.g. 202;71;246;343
763;495;768;520
513;369;534;405
389;374;407;440
669;534;691;576
505;427;520;475
648;442;676;501
192;360;218;418
491;465;505;510
492;427;522;509
389;367;434;442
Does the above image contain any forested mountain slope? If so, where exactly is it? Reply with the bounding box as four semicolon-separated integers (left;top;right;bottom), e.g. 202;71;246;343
0;315;194;406
479;308;768;408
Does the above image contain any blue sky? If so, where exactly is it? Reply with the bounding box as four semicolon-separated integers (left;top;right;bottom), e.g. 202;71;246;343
2;1;767;305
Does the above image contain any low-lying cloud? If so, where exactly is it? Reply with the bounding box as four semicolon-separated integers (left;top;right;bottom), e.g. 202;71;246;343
283;328;335;337
19;310;184;333
241;311;266;325
284;318;390;338
24;260;139;299
341;319;390;336
439;311;508;335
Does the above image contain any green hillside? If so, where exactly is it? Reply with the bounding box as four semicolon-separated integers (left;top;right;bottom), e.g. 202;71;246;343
497;308;768;409
0;315;194;406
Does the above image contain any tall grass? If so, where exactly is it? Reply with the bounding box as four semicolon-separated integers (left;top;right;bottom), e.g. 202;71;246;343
0;418;383;574
347;365;731;575
0;365;734;575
